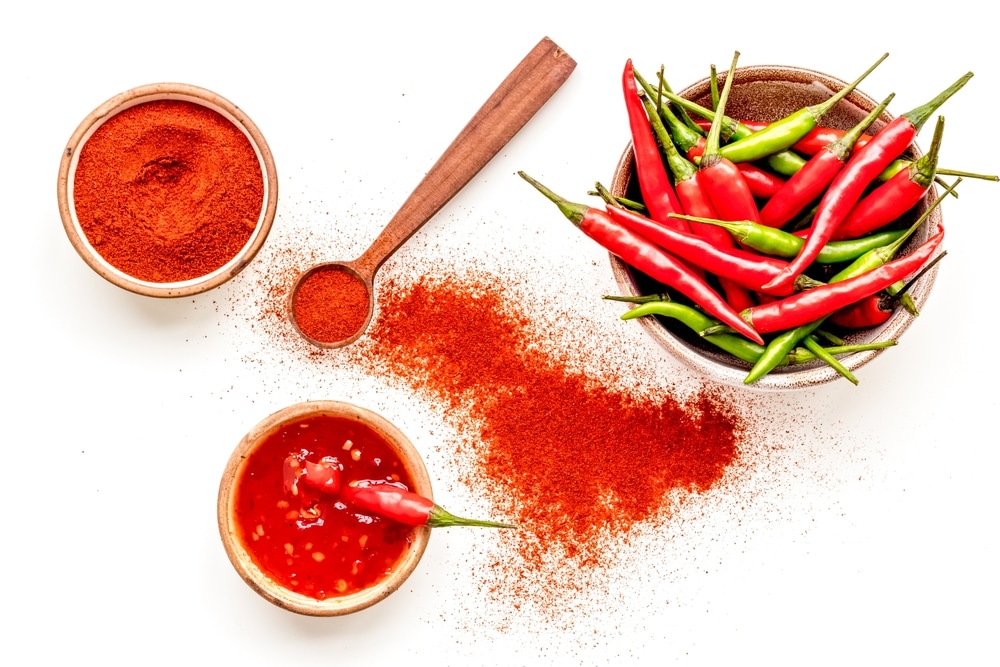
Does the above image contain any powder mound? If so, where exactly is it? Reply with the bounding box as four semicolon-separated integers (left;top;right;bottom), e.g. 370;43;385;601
357;273;745;569
73;100;264;283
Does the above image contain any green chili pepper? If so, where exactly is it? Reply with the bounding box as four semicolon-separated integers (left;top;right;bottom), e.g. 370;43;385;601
802;335;857;384
658;89;808;177
716;54;888;164
669;212;906;264
615;299;895;367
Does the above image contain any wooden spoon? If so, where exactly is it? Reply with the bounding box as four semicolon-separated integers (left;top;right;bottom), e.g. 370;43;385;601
289;36;576;348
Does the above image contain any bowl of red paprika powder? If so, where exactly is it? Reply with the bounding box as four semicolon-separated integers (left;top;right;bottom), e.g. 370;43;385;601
609;63;945;390
217;400;433;616
57;83;278;297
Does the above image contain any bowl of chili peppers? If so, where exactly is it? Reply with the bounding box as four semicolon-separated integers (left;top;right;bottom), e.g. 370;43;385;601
594;55;965;389
57;82;278;298
218;400;514;616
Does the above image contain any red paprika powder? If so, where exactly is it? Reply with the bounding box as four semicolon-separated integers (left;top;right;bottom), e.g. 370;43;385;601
72;99;264;283
358;273;744;569
292;267;371;344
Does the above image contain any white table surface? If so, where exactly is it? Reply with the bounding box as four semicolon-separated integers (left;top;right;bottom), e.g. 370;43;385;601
4;2;997;664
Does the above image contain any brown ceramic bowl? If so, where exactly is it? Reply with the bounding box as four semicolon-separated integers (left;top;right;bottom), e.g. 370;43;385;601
610;64;942;390
217;401;432;616
57;83;278;298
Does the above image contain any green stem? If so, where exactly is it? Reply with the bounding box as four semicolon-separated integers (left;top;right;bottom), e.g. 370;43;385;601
428;505;517;529
803;336;858;385
911;115;945;188
806;53;889;123
903;71;973;132
518;172;587;226
703;51;740;160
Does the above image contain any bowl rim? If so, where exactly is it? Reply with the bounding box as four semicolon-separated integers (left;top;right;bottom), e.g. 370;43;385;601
609;63;942;391
56;82;279;298
216;400;433;616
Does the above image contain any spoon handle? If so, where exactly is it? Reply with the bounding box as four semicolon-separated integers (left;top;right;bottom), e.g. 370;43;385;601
353;36;576;276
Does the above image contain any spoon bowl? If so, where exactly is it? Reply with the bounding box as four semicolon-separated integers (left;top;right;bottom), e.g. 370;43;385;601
289;262;373;349
289;36;576;348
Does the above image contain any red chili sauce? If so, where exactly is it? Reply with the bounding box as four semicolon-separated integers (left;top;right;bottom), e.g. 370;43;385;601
234;414;417;600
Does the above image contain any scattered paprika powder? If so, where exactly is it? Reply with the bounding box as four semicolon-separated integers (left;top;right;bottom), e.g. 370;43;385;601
72;99;264;283
357;272;745;570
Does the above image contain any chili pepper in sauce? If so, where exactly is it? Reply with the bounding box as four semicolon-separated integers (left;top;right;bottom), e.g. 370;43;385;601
622;59;685;230
741;228;943;334
716;54;888;164
671;212;907;264
283;455;342;496
697;52;763;226
832;115;944;240
519;171;765;344
760;71;972;296
342;483;515;529
759;93;894;228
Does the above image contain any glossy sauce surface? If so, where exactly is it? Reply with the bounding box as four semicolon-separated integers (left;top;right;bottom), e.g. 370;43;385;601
234;414;416;600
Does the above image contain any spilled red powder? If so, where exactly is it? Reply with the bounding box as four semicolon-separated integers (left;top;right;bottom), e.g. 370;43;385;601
358;273;744;569
292;266;370;343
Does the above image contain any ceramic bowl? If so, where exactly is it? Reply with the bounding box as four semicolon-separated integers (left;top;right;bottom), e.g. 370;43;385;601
217;401;432;616
57;83;278;298
610;64;942;390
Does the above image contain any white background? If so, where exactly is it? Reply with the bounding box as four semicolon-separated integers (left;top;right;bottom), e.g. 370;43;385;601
3;2;997;665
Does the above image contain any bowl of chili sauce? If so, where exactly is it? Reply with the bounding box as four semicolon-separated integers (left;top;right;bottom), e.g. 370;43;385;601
217;401;432;616
609;64;942;390
57;82;278;298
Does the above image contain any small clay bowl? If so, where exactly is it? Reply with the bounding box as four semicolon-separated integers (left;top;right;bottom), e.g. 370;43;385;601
610;65;942;391
57;83;278;298
217;400;432;616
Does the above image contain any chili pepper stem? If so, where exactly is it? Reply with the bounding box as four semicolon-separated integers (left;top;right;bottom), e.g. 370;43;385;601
903;72;973;132
936;168;999;181
518;171;587;224
806;54;888;122
703;52;740;158
603;292;671;304
427;505;517;529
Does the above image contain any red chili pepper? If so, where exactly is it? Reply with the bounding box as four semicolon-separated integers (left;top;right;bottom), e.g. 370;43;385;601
605;205;809;292
519;171;764;344
282;455;342;495
829;248;947;329
632;85;754;310
734;163;786;199
622;59;684;229
832;115;945;240
743;229;943;334
827;292;895;328
342;483;515;528
678;175;757;310
760;72;971;296
633;69;786;201
759;93;893;228
698;52;763;224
